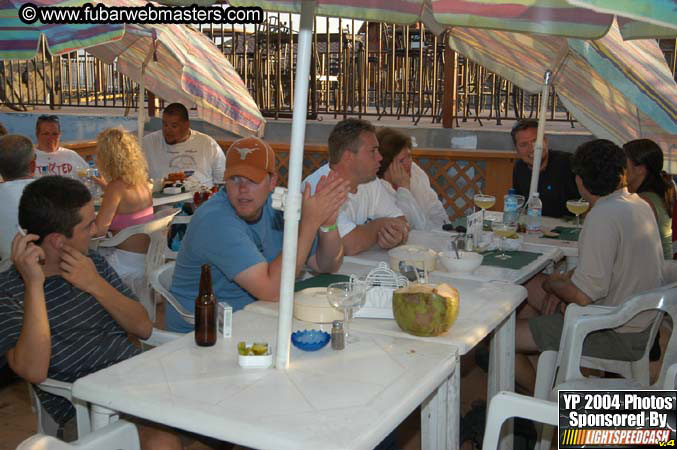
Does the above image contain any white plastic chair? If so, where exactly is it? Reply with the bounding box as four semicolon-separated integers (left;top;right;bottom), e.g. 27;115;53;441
536;283;677;450
28;328;180;440
16;419;140;450
150;261;194;325
97;208;180;321
482;392;558;450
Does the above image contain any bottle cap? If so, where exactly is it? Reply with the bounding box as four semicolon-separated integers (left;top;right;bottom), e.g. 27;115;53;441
508;188;517;195
332;320;343;329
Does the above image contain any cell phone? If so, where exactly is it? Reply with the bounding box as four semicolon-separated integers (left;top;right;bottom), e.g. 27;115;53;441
16;225;45;265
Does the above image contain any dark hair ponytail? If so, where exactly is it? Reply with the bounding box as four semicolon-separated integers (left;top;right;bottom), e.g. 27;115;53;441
624;139;674;218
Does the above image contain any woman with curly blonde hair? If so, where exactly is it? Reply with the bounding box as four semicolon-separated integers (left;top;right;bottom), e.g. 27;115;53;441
94;127;154;285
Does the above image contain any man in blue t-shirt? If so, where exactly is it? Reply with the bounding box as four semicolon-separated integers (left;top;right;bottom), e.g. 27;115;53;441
168;137;349;332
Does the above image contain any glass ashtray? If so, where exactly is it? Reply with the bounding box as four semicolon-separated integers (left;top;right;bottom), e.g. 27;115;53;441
291;329;330;351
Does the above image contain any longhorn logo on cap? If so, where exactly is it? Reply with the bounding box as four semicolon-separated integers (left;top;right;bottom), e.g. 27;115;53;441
235;147;257;160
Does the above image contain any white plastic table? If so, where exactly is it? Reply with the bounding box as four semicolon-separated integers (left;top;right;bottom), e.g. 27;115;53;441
152;190;194;207
246;271;527;450
522;216;579;270
344;230;564;285
72;310;458;450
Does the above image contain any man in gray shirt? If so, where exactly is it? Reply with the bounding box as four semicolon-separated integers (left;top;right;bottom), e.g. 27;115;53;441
515;139;664;392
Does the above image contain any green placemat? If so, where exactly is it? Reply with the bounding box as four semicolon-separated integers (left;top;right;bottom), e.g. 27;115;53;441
294;274;350;292
480;250;541;269
551;226;581;241
451;216;494;231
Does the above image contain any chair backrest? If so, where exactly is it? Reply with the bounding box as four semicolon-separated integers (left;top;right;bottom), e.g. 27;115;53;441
97;208;180;251
150;261;195;324
16;419;140;450
143;209;181;281
482;392;558;450
28;378;91;439
559;282;677;387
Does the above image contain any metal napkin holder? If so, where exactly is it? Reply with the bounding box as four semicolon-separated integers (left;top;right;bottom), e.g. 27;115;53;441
353;262;409;319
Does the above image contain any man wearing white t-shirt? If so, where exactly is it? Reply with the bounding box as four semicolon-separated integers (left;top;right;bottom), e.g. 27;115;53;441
0;135;35;261
142;103;225;187
304;119;409;256
33;115;88;177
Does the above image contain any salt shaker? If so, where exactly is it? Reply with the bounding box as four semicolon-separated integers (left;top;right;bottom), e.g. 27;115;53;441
331;320;345;350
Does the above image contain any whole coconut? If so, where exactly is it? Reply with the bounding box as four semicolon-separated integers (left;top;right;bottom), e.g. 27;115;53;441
392;283;460;337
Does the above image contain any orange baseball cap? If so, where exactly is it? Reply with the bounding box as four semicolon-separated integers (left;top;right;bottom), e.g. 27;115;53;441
224;137;276;183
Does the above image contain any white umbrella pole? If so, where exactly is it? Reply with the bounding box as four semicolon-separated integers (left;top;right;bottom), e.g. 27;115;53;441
528;70;552;198
137;79;145;144
275;0;316;369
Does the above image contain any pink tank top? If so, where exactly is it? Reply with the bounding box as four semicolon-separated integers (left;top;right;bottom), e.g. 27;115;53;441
109;206;154;231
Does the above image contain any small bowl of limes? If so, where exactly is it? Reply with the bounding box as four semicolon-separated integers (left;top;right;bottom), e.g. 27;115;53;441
237;341;273;368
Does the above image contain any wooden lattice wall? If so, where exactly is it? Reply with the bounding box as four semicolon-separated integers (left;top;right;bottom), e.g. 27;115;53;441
67;140;515;220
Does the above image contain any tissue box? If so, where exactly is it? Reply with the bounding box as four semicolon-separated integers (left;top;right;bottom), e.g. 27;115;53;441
218;302;232;338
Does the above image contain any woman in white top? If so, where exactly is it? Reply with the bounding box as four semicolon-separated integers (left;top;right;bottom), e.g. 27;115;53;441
376;128;448;230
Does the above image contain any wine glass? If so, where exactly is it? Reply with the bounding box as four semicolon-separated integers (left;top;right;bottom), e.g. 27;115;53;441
492;221;518;260
473;193;496;232
327;281;367;344
566;199;590;226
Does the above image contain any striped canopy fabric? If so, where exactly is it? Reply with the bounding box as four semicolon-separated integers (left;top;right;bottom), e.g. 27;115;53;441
228;0;427;24
87;5;264;136
0;0;125;60
567;0;677;38
0;0;265;136
447;22;677;146
431;0;677;40
227;0;676;40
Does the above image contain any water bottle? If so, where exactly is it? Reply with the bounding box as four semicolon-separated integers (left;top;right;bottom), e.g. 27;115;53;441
526;193;542;234
87;161;102;199
503;188;519;227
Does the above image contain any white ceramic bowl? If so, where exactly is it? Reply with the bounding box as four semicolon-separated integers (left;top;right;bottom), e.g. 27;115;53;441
438;251;483;274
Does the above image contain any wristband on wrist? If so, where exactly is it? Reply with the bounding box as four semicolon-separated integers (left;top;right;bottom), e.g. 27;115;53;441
319;223;338;233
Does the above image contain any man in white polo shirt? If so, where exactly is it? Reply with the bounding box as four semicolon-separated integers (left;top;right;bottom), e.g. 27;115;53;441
142;102;225;187
32;115;88;177
304;118;409;256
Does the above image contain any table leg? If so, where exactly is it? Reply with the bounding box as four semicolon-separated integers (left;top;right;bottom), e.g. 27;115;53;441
421;354;459;450
90;404;117;431
489;310;515;450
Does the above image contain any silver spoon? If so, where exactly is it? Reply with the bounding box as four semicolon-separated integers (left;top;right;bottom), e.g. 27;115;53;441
450;237;461;259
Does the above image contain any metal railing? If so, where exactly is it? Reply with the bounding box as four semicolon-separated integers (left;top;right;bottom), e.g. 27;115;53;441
1;14;675;128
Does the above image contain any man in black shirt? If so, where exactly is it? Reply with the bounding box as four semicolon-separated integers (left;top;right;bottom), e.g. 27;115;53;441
511;119;580;218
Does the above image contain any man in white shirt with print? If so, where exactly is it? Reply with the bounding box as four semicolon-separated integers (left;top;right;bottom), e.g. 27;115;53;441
304;118;409;255
142;103;225;187
33;115;88;177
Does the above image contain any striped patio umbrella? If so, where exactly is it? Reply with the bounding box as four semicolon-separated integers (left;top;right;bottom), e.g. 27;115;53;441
0;0;265;137
86;8;265;137
0;0;125;60
447;22;677;146
567;0;677;38
228;0;677;40
430;0;677;40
